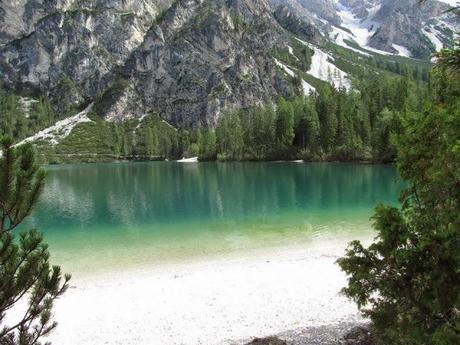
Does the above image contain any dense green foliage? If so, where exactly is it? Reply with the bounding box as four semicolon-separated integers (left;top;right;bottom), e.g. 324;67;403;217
1;68;429;164
0;138;70;344
338;7;460;342
0;91;58;142
39;114;185;163
209;71;427;162
0;30;437;165
337;69;460;343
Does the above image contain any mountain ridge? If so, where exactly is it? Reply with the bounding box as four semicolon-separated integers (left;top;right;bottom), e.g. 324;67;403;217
0;0;457;153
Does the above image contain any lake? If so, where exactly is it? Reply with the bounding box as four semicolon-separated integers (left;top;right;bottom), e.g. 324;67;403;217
26;162;404;276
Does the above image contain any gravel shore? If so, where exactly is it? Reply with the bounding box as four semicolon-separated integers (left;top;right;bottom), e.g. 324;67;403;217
48;239;369;345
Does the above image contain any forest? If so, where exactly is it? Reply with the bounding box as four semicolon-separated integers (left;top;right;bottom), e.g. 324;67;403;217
0;58;439;164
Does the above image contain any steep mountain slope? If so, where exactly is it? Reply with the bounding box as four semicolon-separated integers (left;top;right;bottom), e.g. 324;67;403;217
121;0;288;127
0;0;295;128
0;0;456;154
337;0;457;59
280;0;458;59
0;0;174;112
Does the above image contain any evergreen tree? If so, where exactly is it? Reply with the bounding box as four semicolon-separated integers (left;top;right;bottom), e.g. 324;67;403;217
372;108;400;162
275;97;295;149
198;128;217;161
144;127;158;157
338;73;460;344
293;96;320;151
178;130;191;158
216;114;244;161
335;90;353;148
316;87;338;154
0;137;70;345
253;105;276;160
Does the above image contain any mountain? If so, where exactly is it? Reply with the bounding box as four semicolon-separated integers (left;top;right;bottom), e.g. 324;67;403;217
0;0;457;156
0;0;295;127
274;0;458;59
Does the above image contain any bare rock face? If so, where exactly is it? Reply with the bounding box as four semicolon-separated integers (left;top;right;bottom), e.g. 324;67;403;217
273;5;322;44
0;0;75;46
367;0;454;58
0;0;170;102
0;0;292;127
273;0;458;59
297;0;342;26
123;0;288;127
0;0;457;129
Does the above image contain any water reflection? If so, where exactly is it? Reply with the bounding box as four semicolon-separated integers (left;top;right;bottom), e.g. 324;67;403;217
24;162;405;273
31;162;403;231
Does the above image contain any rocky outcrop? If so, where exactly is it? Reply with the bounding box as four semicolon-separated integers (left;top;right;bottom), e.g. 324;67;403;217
367;0;454;58
0;0;457;130
273;0;458;59
0;0;292;127
297;0;341;26
0;0;169;103
274;5;322;44
0;0;75;46
122;0;289;127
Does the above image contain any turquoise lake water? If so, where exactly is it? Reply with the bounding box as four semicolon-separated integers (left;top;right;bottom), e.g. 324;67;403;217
25;162;404;275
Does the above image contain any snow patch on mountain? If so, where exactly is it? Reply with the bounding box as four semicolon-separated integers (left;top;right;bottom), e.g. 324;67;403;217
274;58;296;77
334;3;388;54
287;45;300;60
436;0;459;6
424;27;444;52
17;104;94;146
329;27;371;56
296;38;351;90
274;58;316;94
392;44;412;58
331;2;417;57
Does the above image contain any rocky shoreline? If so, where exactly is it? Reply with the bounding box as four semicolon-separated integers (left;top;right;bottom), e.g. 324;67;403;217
236;322;375;345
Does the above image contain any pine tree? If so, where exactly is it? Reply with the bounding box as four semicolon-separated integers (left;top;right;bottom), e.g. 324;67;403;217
252;105;276;160
338;101;460;344
275;97;295;149
0;137;70;345
198;128;217;161
293;96;320;151
316;87;338;154
338;57;460;344
216;114;244;161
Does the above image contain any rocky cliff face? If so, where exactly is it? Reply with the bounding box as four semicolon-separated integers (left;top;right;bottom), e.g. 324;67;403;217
0;0;172;110
271;0;458;59
332;0;457;58
273;4;322;43
123;0;288;127
367;0;455;58
0;0;457;131
0;0;293;127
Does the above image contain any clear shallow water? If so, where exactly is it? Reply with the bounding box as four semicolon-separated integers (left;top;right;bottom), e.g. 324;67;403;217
24;162;404;276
